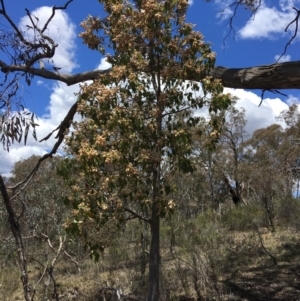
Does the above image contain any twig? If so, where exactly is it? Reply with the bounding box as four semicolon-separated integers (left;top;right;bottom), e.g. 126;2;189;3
124;207;151;224
259;89;287;107
220;0;262;46
41;0;74;33
276;7;300;63
34;260;49;288
64;250;81;272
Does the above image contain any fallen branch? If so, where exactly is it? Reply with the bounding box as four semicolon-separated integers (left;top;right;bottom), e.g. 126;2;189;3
253;222;277;265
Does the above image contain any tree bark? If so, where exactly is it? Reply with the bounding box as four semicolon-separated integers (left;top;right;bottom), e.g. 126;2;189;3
148;138;161;301
204;60;300;90
148;201;160;301
2;59;300;90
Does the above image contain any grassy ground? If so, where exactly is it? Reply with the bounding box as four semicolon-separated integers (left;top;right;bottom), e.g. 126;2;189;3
222;229;300;301
1;223;300;300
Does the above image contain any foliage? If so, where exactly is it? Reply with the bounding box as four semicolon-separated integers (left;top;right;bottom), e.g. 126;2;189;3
60;0;231;252
0;155;79;300
9;155;68;236
0;111;39;151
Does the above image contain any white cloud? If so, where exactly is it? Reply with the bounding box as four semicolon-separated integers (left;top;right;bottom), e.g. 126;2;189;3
212;0;300;40
1;85;291;177
239;7;291;39
37;80;44;85
188;0;194;5
279;0;300;12
0;146;47;178
238;2;298;40
44;82;79;125
274;54;291;62
19;6;78;72
286;94;300;105
97;57;112;70
224;88;288;134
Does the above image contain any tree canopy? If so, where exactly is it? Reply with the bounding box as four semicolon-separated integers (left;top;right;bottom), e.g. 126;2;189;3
0;0;299;152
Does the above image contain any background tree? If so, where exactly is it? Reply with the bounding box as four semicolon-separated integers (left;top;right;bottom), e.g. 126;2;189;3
278;104;300;198
219;106;248;206
0;156;79;301
241;121;300;231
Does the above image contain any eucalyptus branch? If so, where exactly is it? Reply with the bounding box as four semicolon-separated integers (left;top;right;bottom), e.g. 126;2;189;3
8;100;78;195
2;58;300;90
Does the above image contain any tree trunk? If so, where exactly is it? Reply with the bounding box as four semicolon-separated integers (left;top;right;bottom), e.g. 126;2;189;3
148;204;160;301
224;176;244;206
0;176;32;301
147;157;161;301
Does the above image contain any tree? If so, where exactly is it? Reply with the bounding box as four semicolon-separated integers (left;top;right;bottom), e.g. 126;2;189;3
0;0;299;299
277;104;300;197
57;1;231;300
219;106;248;206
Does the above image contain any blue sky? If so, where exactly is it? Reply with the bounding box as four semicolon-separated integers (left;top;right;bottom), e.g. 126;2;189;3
1;0;300;175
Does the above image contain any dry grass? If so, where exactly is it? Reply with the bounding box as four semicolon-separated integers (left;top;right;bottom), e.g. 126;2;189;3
1;223;300;301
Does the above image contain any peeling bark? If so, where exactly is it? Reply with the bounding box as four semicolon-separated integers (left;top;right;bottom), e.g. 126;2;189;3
205;61;300;90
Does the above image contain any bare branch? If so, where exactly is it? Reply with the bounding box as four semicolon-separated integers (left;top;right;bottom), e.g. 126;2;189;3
276;7;300;63
124;207;151;224
34;262;48;289
0;0;31;48
218;0;262;45
64;250;81;271
0;60;111;85
42;0;74;33
259;89;288;107
0;175;32;301
0;3;55;66
253;221;277;265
